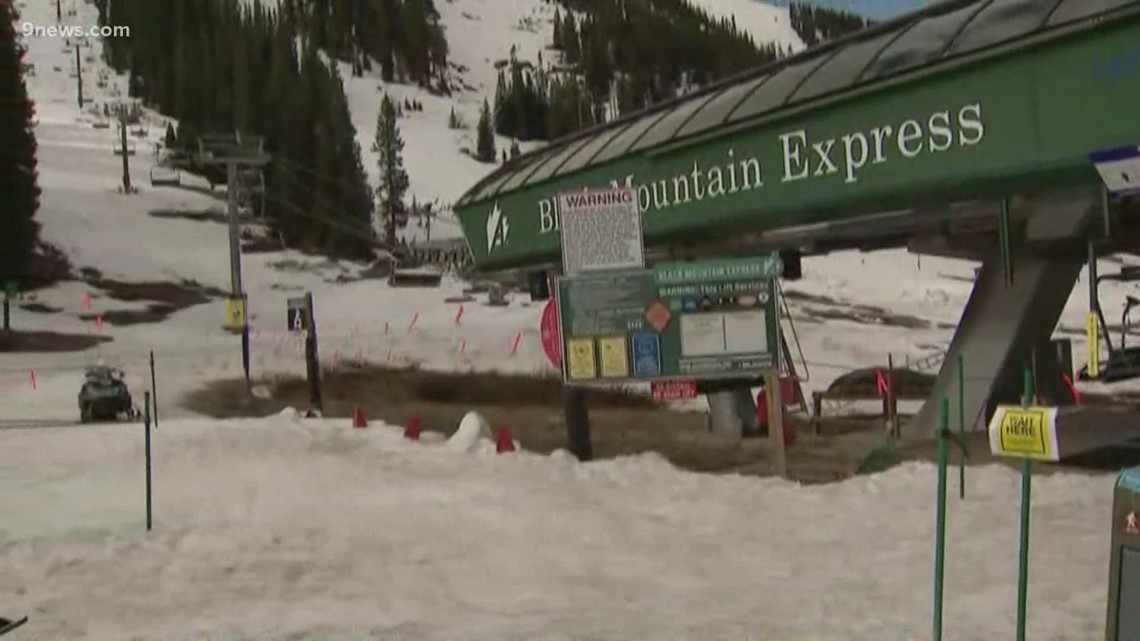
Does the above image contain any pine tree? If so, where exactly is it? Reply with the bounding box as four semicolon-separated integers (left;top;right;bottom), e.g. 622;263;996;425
374;94;409;247
475;98;495;163
552;9;563;49
164;123;177;149
0;0;41;289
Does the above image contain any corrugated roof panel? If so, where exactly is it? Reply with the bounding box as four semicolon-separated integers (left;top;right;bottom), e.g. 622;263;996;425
555;121;636;176
630;90;721;152
792;30;900;102
726;56;829;123
675;74;772;139
590;110;672;164
1048;0;1135;24
945;0;1061;55
494;147;562;194
522;137;595;185
860;3;986;80
472;167;524;202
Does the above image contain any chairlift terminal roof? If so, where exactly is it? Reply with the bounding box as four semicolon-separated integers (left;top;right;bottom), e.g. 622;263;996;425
454;0;1140;270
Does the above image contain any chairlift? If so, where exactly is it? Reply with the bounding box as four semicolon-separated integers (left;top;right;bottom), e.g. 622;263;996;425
1078;265;1140;383
149;166;181;187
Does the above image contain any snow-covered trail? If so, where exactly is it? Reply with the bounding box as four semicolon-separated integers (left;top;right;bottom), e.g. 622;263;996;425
0;415;1117;641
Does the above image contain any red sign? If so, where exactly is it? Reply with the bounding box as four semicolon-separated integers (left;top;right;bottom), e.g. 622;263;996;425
644;300;671;332
540;299;561;369
652;379;697;401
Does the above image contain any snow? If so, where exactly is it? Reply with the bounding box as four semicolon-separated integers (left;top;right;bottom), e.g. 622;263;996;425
685;0;806;53
1;1;1134;637
0;415;1118;640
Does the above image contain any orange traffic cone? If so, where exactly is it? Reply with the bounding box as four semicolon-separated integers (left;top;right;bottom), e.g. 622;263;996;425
495;426;516;453
404;415;421;440
351;406;367;428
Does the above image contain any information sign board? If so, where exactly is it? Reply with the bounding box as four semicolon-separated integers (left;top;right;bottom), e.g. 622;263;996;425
555;255;781;384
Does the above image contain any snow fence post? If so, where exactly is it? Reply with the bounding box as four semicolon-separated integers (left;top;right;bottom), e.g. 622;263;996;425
958;353;965;500
563;386;592;462
1015;362;1035;641
933;396;949;641
149;350;159;430
143;391;153;532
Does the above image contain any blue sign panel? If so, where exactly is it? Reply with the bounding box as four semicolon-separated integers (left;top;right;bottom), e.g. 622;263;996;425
1089;145;1140;196
1119;467;1140;494
631;331;661;377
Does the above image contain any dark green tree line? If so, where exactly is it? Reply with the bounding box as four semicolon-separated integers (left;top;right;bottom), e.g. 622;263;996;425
95;0;375;258
789;3;870;47
0;0;41;285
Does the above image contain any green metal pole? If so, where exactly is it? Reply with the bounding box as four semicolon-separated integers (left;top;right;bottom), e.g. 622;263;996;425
1016;364;1034;641
999;198;1013;286
958;353;965;500
933;397;950;641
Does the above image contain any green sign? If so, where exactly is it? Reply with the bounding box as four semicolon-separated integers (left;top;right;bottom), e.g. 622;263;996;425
457;19;1140;270
556;256;780;383
3;281;16;298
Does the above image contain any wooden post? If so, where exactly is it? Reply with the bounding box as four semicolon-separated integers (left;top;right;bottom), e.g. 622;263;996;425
766;369;786;477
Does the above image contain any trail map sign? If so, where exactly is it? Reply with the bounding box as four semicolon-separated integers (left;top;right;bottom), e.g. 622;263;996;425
555;254;781;384
558;187;643;275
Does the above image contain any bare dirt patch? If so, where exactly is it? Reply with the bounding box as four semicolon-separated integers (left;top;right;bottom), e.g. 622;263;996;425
18;302;61;314
0;330;111;352
184;366;894;483
782;289;932;330
71;277;226;326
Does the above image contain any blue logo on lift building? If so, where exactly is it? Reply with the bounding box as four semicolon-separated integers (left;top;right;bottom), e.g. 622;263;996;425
1119;467;1140;494
1094;46;1140;84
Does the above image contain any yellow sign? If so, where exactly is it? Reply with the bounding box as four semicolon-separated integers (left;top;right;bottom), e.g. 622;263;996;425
987;405;1059;461
566;337;597;380
225;297;245;329
1087;311;1099;378
598;336;629;378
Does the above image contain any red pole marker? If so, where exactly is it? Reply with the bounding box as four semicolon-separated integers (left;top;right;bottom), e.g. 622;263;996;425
509;330;521;356
454;305;464;325
29;370;36;390
408;312;419;330
495;426;516;453
82;291;90;309
874;369;888;396
384;321;390;335
1061;373;1081;405
404;415;421;440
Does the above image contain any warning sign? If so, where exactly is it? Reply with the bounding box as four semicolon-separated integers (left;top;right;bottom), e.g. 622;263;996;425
597;336;629;378
558;187;643;275
644;300;671;332
225;296;246;329
566;337;597;380
987;405;1060;461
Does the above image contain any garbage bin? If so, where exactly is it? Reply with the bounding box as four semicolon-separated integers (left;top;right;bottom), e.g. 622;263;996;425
1106;466;1140;641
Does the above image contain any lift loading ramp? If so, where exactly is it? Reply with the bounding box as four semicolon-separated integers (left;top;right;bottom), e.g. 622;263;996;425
908;191;1098;437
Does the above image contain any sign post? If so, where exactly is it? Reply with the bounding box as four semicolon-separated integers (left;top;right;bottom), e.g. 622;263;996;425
302;293;322;412
2;280;15;331
986;368;1055;641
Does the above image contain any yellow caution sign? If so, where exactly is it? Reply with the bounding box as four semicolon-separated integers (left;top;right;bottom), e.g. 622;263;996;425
987;405;1060;461
566;337;597;380
225;296;246;329
598;336;629;378
1087;311;1099;378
